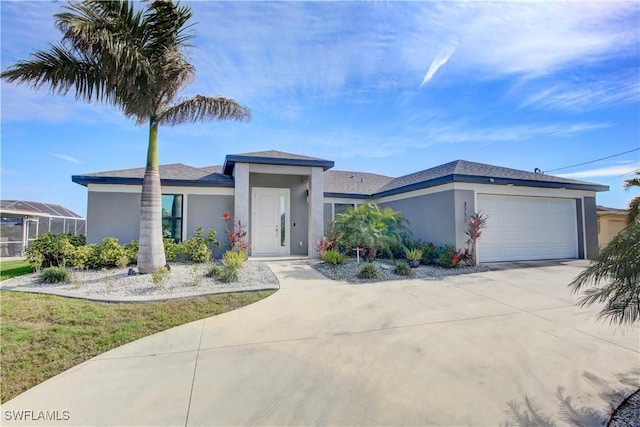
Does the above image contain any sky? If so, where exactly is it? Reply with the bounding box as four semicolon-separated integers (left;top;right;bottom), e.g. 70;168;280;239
1;0;639;218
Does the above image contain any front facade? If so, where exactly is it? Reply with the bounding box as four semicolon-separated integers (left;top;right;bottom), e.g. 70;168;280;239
72;150;608;263
596;206;628;248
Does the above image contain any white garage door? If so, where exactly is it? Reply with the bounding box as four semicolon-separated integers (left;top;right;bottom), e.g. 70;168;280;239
477;195;578;263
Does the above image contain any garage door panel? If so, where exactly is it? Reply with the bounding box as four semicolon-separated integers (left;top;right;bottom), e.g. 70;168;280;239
478;195;578;262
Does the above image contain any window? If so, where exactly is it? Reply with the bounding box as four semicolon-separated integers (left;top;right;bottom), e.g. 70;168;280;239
162;194;183;241
334;203;355;220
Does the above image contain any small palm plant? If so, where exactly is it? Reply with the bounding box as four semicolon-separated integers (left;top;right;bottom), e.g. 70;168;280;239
405;248;423;268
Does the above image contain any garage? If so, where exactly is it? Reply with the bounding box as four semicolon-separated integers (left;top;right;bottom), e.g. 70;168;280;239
477;194;579;263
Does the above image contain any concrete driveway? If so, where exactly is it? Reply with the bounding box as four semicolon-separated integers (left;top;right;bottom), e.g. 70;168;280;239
2;260;638;426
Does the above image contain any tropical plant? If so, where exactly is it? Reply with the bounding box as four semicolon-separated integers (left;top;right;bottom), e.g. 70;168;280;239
26;233;78;268
180;228;218;263
222;212;250;254
624;171;640;224
434;245;459;269
99;237;128;267
569;221;640;325
464;212;488;267
358;263;381;280
420;242;438;265
222;250;246;269
394;261;413;277
2;1;251;273
332;203;412;262
40;267;71;284
321;249;345;265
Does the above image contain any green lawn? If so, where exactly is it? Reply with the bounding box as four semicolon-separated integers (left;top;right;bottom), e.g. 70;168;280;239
0;290;275;403
0;259;33;281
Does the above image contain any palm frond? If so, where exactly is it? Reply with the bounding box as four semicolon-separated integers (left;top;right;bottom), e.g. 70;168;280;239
158;95;251;126
623;171;640;190
627;196;640;225
569;221;640;324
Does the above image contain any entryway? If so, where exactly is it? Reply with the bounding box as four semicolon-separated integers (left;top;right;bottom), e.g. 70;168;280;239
251;187;290;256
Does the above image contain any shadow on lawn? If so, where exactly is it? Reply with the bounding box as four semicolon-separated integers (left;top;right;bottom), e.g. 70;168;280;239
501;370;640;427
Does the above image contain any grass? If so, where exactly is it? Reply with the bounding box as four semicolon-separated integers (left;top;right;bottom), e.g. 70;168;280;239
0;289;275;403
0;259;34;281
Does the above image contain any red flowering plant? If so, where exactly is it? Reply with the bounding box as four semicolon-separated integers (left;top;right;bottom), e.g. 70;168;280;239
222;212;250;254
464;212;488;267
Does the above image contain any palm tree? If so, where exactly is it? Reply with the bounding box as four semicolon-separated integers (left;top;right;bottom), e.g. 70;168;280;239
1;1;251;273
623;171;640;224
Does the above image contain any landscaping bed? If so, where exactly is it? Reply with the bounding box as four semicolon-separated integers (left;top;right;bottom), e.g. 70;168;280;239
312;258;488;283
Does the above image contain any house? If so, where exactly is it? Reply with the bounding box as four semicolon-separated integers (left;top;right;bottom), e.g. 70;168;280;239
596;205;628;248
72;150;608;263
0;200;86;257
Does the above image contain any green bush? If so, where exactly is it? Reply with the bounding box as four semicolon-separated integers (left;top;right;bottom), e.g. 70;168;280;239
124;240;139;265
40;267;71;284
434;245;459;269
72;244;101;269
222;250;245;269
217;265;239;283
163;237;180;262
206;264;221;278
394;261;413;276
358;263;380;279
420;242;438;265
405;248;423;262
151;267;170;286
99;237;127;267
321;249;345;265
180;228;219;263
26;233;78;268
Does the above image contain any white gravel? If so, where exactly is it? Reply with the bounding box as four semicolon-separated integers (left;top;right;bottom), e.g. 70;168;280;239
0;261;279;302
312;258;488;283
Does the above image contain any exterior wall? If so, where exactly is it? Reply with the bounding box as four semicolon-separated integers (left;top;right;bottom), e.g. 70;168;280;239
249;173;309;255
186;195;234;258
87;191;141;244
323;203;332;235
583;196;598;259
597;214;627;248
454;190;475;250
379;190;456;247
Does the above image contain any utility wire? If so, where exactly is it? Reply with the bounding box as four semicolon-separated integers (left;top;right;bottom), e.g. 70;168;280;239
601;168;640;183
543;148;640;173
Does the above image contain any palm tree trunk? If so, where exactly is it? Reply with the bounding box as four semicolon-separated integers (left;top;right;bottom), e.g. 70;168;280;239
137;119;166;273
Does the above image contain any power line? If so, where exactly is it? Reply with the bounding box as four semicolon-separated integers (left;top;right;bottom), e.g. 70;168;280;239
601;168;640;183
543;148;640;173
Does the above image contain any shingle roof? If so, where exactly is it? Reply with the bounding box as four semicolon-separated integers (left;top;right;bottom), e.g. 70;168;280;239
1;200;84;218
72;163;233;187
597;205;628;214
223;150;335;175
375;160;608;195
324;170;393;196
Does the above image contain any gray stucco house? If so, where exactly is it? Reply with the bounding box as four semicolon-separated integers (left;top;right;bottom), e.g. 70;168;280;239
72;150;608;263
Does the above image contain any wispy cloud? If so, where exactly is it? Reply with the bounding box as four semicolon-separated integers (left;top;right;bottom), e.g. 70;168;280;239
558;164;640;179
0;168;23;176
420;40;458;88
51;153;82;164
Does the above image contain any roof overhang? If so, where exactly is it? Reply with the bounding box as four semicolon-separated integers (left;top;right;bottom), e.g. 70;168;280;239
72;176;234;188
223;154;334;176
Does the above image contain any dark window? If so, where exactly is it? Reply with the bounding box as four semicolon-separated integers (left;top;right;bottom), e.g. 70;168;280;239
334;203;355;219
162;194;183;241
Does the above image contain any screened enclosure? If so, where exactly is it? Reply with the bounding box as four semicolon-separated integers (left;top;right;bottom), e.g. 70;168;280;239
0;200;86;257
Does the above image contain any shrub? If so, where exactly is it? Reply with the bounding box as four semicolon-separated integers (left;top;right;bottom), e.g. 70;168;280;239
358;263;380;279
217;265;239;283
222;250;246;269
26;233;77;268
434;245;459;269
72;244;101;269
321;249;345;265
163;237;180;262
420;242;438;265
315;236;337;258
405;248;423;261
180;228;219;263
123;240;139;265
99;237;127;267
151;267;170;286
206;264;221;278
222;213;250;254
40;267;71;283
394;261;413;276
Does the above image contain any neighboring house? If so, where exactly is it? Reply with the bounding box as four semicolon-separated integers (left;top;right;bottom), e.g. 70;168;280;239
0;200;86;257
596;205;628;248
72;150;608;263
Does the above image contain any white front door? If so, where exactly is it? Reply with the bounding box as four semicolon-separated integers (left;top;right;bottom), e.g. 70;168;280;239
252;188;290;256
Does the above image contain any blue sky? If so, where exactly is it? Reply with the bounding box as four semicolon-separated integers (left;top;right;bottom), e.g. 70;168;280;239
1;1;639;217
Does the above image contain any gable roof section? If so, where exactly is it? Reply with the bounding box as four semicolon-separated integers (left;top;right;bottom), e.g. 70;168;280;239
223;150;334;175
324;170;394;198
72;163;234;187
374;160;608;197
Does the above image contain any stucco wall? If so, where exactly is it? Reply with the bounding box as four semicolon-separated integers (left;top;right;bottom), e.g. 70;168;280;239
454;189;475;250
575;198;585;259
379;190;457;247
598;214;627;248
186;195;234;258
87;191;141;244
249;173;309;255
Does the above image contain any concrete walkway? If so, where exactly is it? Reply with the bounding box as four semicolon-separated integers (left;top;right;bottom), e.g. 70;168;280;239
2;260;638;426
